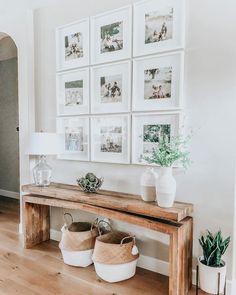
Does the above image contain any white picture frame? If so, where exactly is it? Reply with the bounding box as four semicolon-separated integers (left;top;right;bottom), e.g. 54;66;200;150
132;113;179;165
56;68;90;116
56;18;90;71
91;6;132;65
57;116;90;161
132;52;184;111
133;0;186;57
91;115;130;164
91;61;131;114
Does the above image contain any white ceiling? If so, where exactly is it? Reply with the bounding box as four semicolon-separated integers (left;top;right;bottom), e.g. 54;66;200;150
0;0;65;10
0;0;66;25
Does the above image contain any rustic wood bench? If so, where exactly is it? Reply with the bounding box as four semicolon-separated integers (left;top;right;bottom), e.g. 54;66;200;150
22;183;193;295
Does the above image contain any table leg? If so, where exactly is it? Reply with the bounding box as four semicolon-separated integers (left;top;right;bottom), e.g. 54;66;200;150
186;217;193;290
169;217;193;295
169;228;182;295
23;201;50;248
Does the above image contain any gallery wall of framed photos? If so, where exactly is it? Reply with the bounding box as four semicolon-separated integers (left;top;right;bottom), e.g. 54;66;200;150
56;0;186;165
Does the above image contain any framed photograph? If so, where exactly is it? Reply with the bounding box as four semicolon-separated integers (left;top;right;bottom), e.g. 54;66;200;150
133;0;185;57
91;61;131;114
57;116;89;161
57;68;89;115
132;113;179;164
132;52;184;111
91;6;132;64
91;115;130;164
56;18;89;71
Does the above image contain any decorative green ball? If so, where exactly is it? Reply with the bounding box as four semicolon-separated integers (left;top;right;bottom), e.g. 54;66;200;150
77;173;104;193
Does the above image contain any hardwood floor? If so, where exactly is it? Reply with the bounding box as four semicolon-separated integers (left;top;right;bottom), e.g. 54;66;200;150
0;197;206;295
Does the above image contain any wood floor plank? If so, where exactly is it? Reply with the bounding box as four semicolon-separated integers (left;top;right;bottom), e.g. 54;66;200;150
0;278;42;295
0;252;88;295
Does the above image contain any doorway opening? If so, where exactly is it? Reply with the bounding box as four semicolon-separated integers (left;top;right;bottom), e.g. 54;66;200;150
0;33;20;216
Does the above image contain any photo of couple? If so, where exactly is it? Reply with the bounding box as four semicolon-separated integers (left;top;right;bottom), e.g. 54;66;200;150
145;7;173;44
144;67;172;100
64;32;83;61
100;21;123;53
100;75;122;103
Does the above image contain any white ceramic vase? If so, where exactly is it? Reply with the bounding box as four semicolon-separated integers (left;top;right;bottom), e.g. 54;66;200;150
140;168;158;202
155;167;176;208
198;257;226;294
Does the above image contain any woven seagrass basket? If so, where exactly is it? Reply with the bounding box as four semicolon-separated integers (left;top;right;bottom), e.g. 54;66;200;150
59;213;99;267
92;221;139;282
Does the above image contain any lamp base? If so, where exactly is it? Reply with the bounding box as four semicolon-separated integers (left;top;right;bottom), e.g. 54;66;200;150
33;155;52;187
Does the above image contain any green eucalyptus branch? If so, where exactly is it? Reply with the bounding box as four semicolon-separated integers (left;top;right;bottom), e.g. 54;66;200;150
143;133;191;168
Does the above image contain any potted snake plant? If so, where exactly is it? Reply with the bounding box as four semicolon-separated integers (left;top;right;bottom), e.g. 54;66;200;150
198;230;230;294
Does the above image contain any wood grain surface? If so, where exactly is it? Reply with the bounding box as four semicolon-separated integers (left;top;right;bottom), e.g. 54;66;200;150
0;196;207;295
22;183;193;222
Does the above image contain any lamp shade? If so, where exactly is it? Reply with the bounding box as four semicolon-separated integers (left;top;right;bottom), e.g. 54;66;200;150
27;132;60;155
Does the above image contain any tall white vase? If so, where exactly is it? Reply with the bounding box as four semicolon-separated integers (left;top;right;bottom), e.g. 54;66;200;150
156;167;176;208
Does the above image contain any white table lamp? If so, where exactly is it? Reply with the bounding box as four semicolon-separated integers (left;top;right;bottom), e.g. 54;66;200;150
27;132;60;186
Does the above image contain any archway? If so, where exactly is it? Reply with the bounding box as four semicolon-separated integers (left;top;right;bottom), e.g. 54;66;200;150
0;33;20;214
0;10;35;236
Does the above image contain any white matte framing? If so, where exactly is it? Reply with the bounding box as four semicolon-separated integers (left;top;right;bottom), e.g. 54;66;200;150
55;0;185;165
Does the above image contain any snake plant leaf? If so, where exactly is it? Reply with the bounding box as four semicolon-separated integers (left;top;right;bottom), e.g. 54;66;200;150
199;230;230;267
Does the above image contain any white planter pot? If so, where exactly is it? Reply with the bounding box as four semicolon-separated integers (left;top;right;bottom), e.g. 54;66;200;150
61;249;94;267
155;167;176;208
93;259;138;283
198;257;226;294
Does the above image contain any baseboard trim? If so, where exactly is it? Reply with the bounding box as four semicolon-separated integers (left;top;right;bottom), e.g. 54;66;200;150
50;229;61;241
50;229;234;294
137;254;169;276
0;189;20;200
19;222;23;235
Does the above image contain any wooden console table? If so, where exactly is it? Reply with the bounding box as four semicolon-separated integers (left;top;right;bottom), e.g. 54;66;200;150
22;183;193;295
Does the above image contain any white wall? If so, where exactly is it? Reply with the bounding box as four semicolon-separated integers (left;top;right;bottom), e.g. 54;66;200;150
182;0;236;284
34;0;236;283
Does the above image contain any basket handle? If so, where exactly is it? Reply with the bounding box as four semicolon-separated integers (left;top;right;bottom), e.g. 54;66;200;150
120;236;136;246
63;213;73;227
97;219;113;236
90;218;99;231
120;236;139;256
